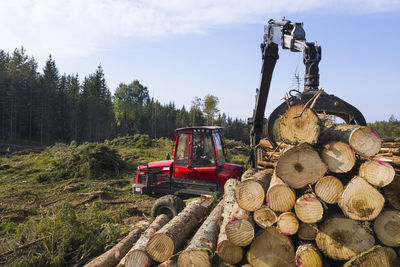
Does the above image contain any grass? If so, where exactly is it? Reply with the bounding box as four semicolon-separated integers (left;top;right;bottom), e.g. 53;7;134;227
0;134;248;266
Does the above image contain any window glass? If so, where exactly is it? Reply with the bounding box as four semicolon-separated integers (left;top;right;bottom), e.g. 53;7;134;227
213;132;224;166
191;132;215;167
175;133;190;166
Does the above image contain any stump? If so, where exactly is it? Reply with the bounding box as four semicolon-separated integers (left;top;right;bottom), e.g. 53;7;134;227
319;124;381;157
314;176;343;204
279;105;320;145
253;206;277;228
316;217;375;260
266;173;296;212
146;196;213;262
295;243;322;267
374;210;400;247
321;141;355;173
276;143;327;189
277;212;299;236
295;193;324;224
338;176;385;221
297;223;318;241
359;160;395;187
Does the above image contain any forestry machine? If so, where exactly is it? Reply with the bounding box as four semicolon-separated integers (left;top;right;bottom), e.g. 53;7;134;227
249;18;367;167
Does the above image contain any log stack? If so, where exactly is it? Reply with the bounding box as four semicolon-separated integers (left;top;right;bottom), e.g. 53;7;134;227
94;105;400;267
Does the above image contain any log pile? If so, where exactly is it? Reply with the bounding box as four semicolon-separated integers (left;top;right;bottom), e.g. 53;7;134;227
91;106;400;267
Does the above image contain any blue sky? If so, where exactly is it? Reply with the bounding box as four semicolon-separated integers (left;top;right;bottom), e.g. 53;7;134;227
1;1;399;122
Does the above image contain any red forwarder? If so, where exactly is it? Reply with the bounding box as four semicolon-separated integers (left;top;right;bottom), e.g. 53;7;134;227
132;126;242;217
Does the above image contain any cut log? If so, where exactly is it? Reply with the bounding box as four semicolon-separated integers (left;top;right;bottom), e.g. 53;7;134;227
276;143;328;189
314;176;343;204
338;176;385;221
84;229;141;267
242;168;258;180
266;172;296;212
217;179;243;265
257;160;276;169
119;214;170;267
178;200;224;267
225;215;254;247
374;210;400;247
319;124;381;157
146;196;214;262
297;223;318;241
234;170;271;211
253;206;277;228
321;141;356;173
343;245;392;267
279;105;320;145
159;255;178;267
295;243;322;267
384;174;400;210
316;217;375;260
247;227;296;267
295;193;324;224
277;212;299;236
359;160;395;187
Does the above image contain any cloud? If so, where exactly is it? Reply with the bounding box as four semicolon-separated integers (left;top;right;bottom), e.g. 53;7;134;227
1;0;399;60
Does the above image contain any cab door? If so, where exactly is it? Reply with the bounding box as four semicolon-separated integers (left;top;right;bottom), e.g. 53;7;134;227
189;131;217;182
173;132;193;179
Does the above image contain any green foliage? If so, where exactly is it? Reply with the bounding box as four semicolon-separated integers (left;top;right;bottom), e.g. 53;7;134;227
203;94;220;125
368;115;400;138
105;134;153;148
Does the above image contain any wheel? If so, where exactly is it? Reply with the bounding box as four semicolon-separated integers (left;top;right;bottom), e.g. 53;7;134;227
151;195;184;219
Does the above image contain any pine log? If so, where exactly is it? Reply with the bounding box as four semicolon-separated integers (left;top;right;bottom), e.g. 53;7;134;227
217;179;243;265
338;176;385;221
234;170;271;211
242;168;258;180
295;243;322;267
253;206;277;228
118;214;170;267
343;245;392;267
374;210;400;247
384;174;400;210
266;172;296;212
277;212;299;236
83;228;141;267
321;141;356;173
359;160;395;187
247;227;296;267
295;193;324;224
257;160;276;169
319;124;381;157
314;176;343;204
177;200;224;267
225;214;254;247
146;196;214;262
276;143;328;189
279;105;320;145
315;217;375;260
297;223;318;241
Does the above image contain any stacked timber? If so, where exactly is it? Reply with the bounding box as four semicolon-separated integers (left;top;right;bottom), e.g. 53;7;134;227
92;105;400;267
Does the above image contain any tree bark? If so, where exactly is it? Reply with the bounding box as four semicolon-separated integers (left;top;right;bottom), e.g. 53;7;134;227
295;193;324;224
83;228;141;267
279;105;320;145
359;160;395;187
321;141;356;173
338;176;384;221
315;217;375;260
295;243;322;267
277;212;299;236
253;206;277;229
247;227;296;267
343;245;392;267
146;196;214;262
266;172;296;212
118;214;170;267
315;176;344;204
276;143;327;189
319;123;381;157
374;210;400;247
177;200;224;267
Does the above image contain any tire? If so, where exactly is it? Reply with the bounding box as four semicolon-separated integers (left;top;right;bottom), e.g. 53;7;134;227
151;195;184;219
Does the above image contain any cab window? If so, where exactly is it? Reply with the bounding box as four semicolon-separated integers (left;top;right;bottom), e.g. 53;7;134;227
175;133;190;166
213;132;224;166
191;132;215;167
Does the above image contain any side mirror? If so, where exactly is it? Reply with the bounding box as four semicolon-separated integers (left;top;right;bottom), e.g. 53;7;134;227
166;152;171;160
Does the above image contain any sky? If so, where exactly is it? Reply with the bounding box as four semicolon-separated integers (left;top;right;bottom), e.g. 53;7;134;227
1;0;400;123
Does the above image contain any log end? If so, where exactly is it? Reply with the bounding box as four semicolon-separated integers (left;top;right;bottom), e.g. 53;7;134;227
295;194;324;224
216;240;243;265
266;184;296;212
359;160;395;187
124;250;150;267
146;233;174;262
178;250;211;267
315;176;343;204
374;210;400;247
254;207;277;228
234;179;265;211
350;126;381;157
321;141;356;173
226;218;254;246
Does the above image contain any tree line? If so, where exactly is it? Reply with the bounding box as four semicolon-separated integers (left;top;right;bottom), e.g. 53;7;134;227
0;47;250;145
